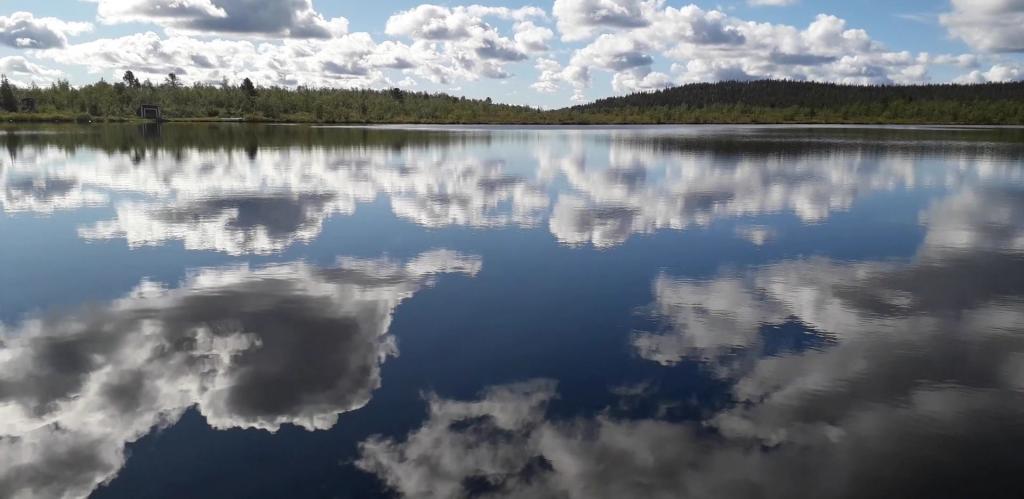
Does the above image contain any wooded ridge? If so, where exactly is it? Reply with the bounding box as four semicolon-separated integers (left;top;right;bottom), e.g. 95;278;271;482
1;73;1022;125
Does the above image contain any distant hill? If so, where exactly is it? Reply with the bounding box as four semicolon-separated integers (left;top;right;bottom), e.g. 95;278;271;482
573;80;1024;111
551;80;1024;125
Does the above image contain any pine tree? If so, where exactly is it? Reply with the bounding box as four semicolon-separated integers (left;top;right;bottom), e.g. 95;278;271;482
241;78;257;98
122;70;140;88
0;75;17;113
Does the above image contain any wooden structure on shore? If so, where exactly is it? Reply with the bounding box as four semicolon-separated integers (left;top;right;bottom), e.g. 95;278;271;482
139;104;162;120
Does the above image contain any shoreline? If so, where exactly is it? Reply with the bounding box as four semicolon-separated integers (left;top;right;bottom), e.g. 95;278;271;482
0;114;1019;127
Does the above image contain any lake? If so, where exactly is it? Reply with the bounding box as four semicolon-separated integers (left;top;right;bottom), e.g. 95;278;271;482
2;123;1024;499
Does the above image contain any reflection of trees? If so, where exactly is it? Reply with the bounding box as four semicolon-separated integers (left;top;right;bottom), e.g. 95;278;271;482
0;124;493;156
611;125;1024;160
0;250;480;499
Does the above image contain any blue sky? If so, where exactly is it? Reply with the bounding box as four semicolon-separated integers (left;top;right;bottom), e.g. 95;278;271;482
0;0;1020;107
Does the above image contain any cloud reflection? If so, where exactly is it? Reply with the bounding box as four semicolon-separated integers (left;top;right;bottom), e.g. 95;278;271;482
358;187;1024;499
4;126;1022;252
634;186;1024;366
0;249;481;499
359;369;1024;499
2;146;109;214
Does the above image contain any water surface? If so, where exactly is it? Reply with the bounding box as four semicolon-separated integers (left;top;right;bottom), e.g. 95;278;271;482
2;124;1024;499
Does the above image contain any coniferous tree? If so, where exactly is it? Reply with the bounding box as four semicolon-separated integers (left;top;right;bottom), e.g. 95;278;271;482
241;78;257;98
0;76;17;113
122;71;140;88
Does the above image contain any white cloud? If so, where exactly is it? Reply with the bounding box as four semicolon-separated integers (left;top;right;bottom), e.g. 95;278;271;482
0;2;1013;100
0;56;65;86
94;0;349;39
926;53;979;68
941;0;1024;52
39;31;441;87
45;4;554;90
531;57;567;93
514;21;555;53
540;5;935;100
384;4;555;80
552;0;661;42
955;63;1024;83
386;4;477;41
0;11;91;49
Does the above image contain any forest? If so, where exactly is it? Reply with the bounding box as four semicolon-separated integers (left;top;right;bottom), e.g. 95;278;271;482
0;72;1022;125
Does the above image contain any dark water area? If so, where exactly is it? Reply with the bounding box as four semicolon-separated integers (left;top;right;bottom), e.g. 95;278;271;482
2;123;1024;499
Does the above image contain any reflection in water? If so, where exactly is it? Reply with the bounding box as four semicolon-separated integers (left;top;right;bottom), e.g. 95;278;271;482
5;136;549;254
358;187;1024;499
3;125;1023;252
79;194;350;256
633;186;1024;365
3;124;1024;499
0;250;480;499
359;370;1024;499
2;147;108;214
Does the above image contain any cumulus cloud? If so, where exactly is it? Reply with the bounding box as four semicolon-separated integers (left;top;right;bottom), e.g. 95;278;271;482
955;63;1024;83
514;21;554;53
0;56;65;86
552;0;660;42
0;2;1010;99
0;11;91;49
542;4;937;100
0;250;481;499
94;0;349;39
17;3;555;91
384;5;552;79
40;31;396;88
941;0;1024;53
41;3;554;89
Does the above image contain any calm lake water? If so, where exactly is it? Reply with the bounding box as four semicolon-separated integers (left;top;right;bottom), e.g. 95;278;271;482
2;124;1024;499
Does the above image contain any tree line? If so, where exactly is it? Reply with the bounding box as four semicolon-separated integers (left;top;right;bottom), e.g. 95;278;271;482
0;72;1022;125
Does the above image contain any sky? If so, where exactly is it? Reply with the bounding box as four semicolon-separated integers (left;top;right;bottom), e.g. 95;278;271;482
0;0;1021;107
